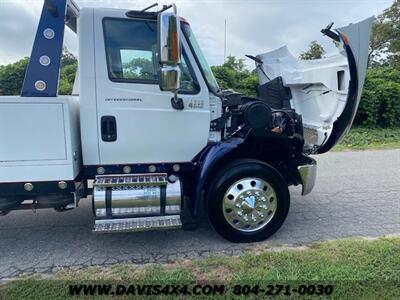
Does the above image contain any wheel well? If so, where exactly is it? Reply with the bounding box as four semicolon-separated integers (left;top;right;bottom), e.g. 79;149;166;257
202;139;294;194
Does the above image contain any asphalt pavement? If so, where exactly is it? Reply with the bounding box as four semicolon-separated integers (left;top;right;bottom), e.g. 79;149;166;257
0;149;399;279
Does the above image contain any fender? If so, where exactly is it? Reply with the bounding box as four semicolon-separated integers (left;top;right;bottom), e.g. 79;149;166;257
192;137;244;216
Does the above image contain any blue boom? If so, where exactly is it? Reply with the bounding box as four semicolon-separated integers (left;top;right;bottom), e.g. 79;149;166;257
21;0;79;97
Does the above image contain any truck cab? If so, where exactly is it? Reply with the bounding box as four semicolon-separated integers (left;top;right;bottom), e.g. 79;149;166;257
79;8;217;166
0;0;373;243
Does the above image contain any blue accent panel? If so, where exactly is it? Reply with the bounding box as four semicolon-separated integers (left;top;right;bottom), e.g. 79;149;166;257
193;138;244;216
21;0;67;97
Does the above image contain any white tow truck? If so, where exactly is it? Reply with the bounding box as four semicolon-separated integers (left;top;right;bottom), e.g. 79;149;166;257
0;0;373;242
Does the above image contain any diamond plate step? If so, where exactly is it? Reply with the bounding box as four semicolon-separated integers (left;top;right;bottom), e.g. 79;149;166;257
94;173;168;188
93;215;182;233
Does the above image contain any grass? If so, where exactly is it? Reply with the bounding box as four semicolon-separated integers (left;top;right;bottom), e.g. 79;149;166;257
334;127;400;151
1;237;399;299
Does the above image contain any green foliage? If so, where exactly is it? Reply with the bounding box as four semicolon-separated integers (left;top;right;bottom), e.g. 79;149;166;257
211;55;258;97
369;17;392;67
336;127;400;150
0;48;77;96
61;47;77;67
122;57;154;80
58;47;78;95
238;73;259;97
59;64;77;95
369;0;400;67
299;40;326;60
381;0;400;68
2;238;400;299
355;67;400;127
0;57;29;95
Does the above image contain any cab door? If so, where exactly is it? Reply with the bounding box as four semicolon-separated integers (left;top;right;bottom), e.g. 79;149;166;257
94;9;210;164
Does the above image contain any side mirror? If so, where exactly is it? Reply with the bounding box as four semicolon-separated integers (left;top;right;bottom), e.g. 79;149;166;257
158;12;181;92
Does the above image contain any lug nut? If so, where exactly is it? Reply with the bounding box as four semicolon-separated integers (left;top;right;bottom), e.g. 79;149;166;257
168;175;177;183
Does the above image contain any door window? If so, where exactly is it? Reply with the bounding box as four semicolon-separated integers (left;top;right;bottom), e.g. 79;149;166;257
179;52;199;94
103;18;158;83
120;49;155;80
103;18;199;93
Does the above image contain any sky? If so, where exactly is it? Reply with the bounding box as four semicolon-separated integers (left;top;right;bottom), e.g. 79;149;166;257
0;0;394;69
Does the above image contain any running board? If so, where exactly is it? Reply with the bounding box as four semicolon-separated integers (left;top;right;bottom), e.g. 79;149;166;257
93;215;182;233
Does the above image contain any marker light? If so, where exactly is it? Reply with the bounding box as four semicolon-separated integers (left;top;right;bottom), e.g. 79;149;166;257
39;55;51;66
35;80;46;91
24;183;34;191
58;181;68;190
97;167;106;175
43;28;55;39
123;166;132;174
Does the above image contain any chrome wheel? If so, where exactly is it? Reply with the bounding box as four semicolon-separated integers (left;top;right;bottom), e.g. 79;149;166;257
222;177;278;232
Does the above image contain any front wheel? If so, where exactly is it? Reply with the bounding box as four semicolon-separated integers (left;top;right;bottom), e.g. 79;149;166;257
206;160;290;243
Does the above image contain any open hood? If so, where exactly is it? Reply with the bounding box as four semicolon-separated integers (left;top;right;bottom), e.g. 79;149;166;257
255;17;374;153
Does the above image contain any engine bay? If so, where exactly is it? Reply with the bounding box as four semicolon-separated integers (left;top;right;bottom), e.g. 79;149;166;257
214;78;304;148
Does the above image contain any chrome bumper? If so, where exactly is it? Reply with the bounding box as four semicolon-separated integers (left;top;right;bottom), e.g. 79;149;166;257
297;158;317;195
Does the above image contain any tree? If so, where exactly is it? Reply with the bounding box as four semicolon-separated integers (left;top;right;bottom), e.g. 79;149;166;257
355;67;400;127
61;47;78;67
369;17;392;67
59;47;78;95
122;57;154;80
59;63;77;95
380;0;400;68
0;48;77;95
211;55;258;97
369;0;400;68
299;41;326;60
0;57;29;95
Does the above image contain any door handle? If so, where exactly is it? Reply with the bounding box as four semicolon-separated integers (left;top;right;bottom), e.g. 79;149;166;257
101;116;117;142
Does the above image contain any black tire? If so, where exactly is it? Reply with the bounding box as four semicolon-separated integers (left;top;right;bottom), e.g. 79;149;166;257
206;159;290;243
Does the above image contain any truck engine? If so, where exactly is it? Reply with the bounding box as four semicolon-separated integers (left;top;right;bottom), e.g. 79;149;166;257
220;84;303;143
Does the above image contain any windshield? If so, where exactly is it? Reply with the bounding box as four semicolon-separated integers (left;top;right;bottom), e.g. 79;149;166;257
181;23;220;94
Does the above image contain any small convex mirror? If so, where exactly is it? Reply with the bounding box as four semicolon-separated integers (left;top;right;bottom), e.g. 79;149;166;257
158;11;181;92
